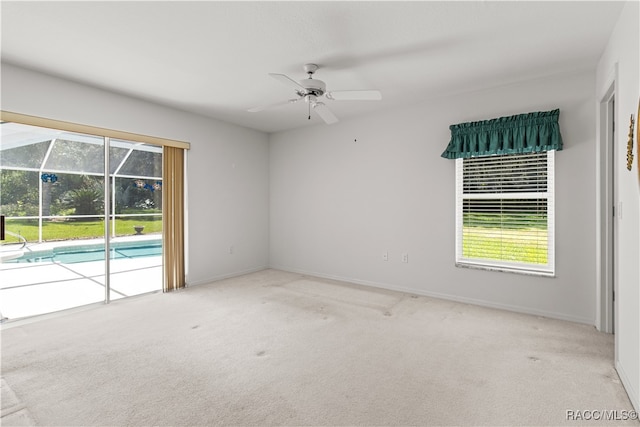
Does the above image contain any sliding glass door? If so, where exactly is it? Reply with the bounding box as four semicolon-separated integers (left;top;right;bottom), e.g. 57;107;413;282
0;122;163;320
108;139;163;301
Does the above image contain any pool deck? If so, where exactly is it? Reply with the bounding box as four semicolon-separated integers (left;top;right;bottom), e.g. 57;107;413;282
0;236;162;321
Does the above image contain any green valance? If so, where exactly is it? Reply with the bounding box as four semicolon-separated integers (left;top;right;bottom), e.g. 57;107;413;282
441;109;563;159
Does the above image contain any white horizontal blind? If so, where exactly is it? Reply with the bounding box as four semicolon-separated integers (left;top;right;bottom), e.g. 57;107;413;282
455;151;555;276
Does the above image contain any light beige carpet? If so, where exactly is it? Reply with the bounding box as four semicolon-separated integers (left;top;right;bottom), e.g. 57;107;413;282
0;269;637;426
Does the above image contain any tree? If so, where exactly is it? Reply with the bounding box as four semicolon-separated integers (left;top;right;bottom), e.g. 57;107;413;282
0;170;39;216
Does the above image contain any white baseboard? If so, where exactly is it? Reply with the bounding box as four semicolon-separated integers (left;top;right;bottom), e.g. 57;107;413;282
616;360;640;412
268;264;594;326
186;265;269;287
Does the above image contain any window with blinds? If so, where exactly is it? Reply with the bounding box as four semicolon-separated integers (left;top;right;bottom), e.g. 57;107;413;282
455;151;555;276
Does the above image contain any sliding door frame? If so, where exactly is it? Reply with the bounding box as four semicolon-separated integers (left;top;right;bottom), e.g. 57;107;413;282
104;137;112;303
1;110;190;303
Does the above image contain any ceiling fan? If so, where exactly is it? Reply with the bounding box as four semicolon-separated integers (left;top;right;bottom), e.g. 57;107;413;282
248;63;382;125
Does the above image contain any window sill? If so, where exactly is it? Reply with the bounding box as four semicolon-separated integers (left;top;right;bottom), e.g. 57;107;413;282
455;261;555;278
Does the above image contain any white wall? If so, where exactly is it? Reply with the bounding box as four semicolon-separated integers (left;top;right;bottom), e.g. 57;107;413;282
270;69;597;324
596;1;640;411
0;63;270;286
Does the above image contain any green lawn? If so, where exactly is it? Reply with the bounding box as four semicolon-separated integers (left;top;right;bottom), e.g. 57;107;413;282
463;226;548;264
4;218;162;243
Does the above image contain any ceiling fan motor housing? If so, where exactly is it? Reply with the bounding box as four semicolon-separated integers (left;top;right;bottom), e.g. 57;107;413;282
299;78;326;97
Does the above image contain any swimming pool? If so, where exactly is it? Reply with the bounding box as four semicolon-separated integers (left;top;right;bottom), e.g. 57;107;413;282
8;241;162;264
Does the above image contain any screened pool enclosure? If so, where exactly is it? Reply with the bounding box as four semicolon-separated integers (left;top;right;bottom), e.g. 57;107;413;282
1;122;163;243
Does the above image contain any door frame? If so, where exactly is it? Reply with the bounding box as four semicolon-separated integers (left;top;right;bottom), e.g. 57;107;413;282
596;73;617;336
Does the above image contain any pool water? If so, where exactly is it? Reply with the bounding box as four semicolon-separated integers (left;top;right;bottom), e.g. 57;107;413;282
9;242;162;264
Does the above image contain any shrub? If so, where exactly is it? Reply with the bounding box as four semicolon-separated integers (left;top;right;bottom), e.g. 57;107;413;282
66;188;104;217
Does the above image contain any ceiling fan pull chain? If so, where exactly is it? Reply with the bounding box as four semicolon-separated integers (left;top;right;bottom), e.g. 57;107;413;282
308;101;311;120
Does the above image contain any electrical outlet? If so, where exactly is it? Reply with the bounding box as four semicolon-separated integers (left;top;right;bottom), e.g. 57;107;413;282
402;253;408;263
383;252;388;261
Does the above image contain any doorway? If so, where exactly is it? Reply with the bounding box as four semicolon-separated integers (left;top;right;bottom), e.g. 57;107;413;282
598;83;616;335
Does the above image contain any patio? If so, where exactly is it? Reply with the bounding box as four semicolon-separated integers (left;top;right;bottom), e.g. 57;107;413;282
0;236;162;321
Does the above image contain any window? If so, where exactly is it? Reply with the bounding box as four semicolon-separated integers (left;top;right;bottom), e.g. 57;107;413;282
441;108;562;275
455;151;555;276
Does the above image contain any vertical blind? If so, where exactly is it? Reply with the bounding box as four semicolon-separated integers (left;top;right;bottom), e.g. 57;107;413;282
456;151;555;275
163;146;186;292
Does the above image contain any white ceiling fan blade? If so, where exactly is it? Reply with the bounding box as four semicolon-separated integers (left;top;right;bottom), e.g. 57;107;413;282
269;73;306;92
248;98;300;113
313;102;338;124
326;90;382;101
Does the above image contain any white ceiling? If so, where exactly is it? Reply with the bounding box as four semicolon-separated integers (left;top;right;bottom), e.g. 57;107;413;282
1;1;625;133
